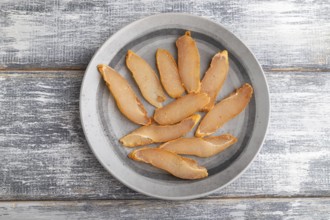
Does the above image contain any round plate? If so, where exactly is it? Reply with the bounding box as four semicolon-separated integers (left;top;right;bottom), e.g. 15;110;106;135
80;13;270;200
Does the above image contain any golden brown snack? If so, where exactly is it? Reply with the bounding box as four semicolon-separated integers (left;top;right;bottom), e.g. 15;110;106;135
196;83;253;137
159;134;237;157
126;50;167;108
176;31;201;93
97;64;151;125
201;50;229;111
156;49;185;98
120;114;201;147
154;93;210;125
129;148;208;179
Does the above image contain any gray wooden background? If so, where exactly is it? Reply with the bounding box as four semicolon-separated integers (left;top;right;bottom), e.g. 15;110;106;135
0;0;329;219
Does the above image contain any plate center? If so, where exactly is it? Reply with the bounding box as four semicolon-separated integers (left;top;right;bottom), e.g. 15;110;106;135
96;29;255;181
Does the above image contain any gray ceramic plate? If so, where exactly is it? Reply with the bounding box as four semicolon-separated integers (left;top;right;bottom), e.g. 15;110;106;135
80;13;270;200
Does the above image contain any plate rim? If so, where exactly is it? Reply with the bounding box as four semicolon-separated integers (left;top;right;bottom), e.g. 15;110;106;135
80;13;270;200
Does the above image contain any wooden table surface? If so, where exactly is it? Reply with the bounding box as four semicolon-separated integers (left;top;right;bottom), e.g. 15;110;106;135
0;0;329;219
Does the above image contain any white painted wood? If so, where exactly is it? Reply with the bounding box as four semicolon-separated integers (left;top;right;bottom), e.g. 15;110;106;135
0;0;329;217
1;198;330;219
0;71;329;200
0;0;329;69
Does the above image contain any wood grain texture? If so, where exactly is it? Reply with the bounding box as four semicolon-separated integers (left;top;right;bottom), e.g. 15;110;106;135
1;198;330;219
0;71;329;200
0;0;329;70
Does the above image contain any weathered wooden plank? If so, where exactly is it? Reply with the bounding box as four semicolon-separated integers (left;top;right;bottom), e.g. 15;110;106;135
0;71;329;200
0;0;329;70
1;198;330;219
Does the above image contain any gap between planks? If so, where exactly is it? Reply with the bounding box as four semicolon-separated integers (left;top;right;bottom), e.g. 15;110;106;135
2;195;330;203
0;67;330;74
